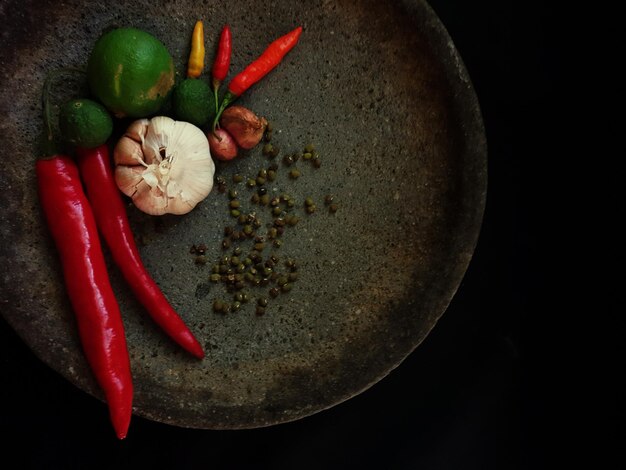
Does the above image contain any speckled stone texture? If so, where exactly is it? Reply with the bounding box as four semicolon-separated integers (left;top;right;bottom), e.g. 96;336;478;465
0;0;486;429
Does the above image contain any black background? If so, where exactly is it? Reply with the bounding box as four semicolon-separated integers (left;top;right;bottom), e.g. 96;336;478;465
0;1;576;468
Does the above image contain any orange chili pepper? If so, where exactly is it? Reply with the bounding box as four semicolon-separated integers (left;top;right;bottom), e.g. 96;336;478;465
187;20;205;78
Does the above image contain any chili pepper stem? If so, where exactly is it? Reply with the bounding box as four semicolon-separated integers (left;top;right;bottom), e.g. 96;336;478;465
211;91;237;133
212;80;221;115
42;67;86;156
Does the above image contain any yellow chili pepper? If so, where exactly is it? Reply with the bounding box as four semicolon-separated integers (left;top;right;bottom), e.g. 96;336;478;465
187;20;205;78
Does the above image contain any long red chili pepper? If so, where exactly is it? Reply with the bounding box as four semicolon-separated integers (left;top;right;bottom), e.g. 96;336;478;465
213;26;302;129
76;145;205;360
36;155;133;439
212;24;232;112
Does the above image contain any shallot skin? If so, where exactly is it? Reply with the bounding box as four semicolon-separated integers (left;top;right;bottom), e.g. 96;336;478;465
220;106;267;149
208;128;238;161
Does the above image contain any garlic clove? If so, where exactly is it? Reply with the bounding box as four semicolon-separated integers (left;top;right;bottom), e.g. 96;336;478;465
126;119;150;142
114;136;145;166
113;116;215;215
115;164;147;197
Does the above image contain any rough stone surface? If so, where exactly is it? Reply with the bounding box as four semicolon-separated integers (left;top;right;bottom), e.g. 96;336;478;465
0;0;487;429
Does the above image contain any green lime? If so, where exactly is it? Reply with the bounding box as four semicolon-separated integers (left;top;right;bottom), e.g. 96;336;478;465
172;79;215;127
59;99;113;148
87;27;175;118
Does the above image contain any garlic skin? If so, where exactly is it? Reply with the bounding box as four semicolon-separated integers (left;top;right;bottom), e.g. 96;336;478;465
114;116;215;215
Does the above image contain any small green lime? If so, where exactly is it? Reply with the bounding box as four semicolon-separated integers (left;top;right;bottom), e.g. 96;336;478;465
172;79;215;127
59;99;113;148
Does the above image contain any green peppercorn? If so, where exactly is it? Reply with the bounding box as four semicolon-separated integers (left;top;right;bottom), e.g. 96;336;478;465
273;239;283;248
305;204;317;214
229;200;240;209
269;146;280;158
232;301;241;311
210;273;221;282
211;264;220;273
262;143;273;155
304;143;315;153
213;299;224;312
254;242;265;251
233;174;244;183
269;287;280;298
272;206;283;217
303;152;312;160
304;197;314;207
267;227;278;239
250;193;260;204
244;257;253;266
247;178;256;187
267;170;277;181
242;292;250;303
277;276;289;286
230;209;241;218
286;215;300;226
289;168;301;179
258;297;269;307
243;225;254;236
281;283;293;292
228;189;238;199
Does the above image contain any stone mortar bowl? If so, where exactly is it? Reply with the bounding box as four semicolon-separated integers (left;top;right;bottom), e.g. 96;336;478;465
0;0;486;429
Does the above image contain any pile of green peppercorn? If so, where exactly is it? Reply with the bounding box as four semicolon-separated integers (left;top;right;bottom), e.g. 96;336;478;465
190;124;338;315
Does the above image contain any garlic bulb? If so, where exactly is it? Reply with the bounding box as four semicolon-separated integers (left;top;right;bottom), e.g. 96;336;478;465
114;116;215;215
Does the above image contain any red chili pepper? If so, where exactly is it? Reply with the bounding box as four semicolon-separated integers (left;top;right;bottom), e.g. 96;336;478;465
228;26;302;97
36;155;133;439
212;26;302;130
212;24;232;91
76;145;205;359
